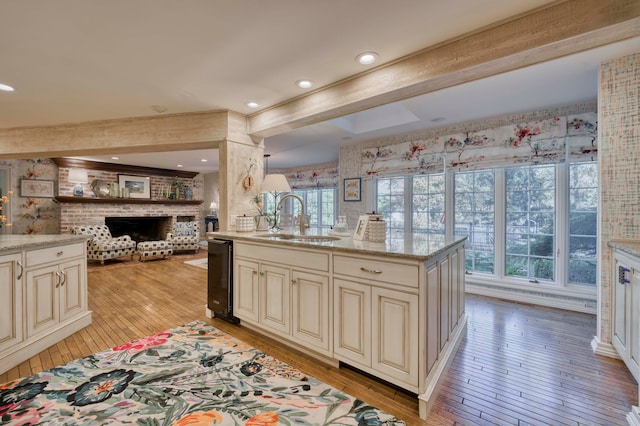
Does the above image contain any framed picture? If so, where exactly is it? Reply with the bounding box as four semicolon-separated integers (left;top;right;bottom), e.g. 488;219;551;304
118;174;151;199
19;179;55;198
344;177;361;202
353;215;369;241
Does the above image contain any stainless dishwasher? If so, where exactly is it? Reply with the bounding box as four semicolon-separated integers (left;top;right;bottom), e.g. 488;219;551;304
207;239;239;324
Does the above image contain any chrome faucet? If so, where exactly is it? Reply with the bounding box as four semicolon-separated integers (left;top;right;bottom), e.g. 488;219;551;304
277;193;306;235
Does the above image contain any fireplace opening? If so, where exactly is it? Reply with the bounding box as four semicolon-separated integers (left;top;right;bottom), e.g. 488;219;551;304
105;216;172;243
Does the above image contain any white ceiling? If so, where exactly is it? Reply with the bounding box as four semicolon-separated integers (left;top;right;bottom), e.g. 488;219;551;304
1;1;639;173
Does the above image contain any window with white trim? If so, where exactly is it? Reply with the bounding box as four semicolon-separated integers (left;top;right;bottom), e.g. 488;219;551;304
374;161;597;290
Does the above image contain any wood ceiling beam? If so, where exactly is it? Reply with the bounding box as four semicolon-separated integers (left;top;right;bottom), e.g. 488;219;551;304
0;110;235;159
247;0;640;139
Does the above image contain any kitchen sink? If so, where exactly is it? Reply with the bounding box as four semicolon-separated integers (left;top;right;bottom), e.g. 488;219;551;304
253;233;341;242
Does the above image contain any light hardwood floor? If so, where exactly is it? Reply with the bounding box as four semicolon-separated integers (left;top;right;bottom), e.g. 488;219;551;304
2;253;637;425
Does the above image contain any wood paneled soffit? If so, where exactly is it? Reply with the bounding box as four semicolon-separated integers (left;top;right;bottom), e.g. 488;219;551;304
0;110;239;159
52;158;199;179
248;0;640;138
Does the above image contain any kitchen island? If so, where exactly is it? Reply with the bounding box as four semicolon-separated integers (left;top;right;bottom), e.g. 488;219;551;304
0;234;91;374
207;229;467;419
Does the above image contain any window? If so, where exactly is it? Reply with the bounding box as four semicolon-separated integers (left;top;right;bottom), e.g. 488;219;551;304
505;165;556;281
568;162;598;285
375;177;406;239
290;187;337;228
374;161;597;291
454;170;495;273
412;174;445;235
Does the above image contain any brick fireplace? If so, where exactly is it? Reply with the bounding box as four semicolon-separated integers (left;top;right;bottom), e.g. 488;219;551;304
58;200;201;236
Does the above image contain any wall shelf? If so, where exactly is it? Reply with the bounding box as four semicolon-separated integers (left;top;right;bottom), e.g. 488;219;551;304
55;196;203;205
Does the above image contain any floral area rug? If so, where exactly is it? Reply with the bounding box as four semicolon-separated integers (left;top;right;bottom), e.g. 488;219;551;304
0;321;405;425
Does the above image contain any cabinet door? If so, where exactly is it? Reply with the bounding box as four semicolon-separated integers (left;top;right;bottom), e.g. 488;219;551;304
260;263;290;335
372;287;418;387
59;259;86;322
629;268;640;381
25;265;59;338
234;258;259;322
333;279;371;367
439;256;450;350
0;253;23;353
613;256;629;357
292;270;329;353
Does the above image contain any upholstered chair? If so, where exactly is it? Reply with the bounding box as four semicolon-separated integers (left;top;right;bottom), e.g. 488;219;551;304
71;224;137;265
167;221;200;253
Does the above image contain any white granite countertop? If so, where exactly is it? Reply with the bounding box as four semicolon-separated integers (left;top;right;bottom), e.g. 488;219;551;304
609;239;640;259
0;234;88;254
208;229;466;261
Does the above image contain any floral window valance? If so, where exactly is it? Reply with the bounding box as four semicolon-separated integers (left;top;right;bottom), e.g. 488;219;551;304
275;164;339;189
360;112;597;177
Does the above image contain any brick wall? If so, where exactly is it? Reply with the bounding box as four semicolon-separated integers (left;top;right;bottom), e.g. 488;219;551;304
59;202;201;236
57;165;205;236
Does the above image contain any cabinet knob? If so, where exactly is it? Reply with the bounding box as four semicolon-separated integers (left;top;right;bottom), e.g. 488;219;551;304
291;279;297;284
260;272;265;276
57;251;64;256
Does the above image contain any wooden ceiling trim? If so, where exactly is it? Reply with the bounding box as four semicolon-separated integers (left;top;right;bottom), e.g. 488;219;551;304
52;158;199;178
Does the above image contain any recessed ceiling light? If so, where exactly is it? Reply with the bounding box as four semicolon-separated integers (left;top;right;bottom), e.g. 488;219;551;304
0;83;15;92
356;52;378;65
201;159;207;162
177;164;183;168
111;156;120;160
296;80;313;89
247;101;259;108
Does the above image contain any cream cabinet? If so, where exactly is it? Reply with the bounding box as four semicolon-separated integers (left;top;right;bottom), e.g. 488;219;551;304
292;270;330;353
333;256;419;389
220;233;466;421
0;238;91;375
234;258;291;335
260;263;291;335
234;258;260;322
233;242;331;355
25;256;86;338
0;253;24;354
612;248;640;382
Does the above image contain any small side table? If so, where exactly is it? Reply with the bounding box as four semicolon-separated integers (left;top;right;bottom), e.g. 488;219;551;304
204;215;219;232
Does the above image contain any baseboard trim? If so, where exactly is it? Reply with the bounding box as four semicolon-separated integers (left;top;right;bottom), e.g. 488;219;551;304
591;336;622;359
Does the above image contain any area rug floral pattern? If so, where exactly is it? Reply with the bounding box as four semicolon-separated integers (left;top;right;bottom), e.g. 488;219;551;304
0;321;405;425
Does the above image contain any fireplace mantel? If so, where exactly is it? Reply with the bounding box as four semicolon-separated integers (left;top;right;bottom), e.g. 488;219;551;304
55;196;203;205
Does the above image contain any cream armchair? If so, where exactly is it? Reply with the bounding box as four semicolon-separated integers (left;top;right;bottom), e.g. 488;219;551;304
167;221;200;253
71;224;137;265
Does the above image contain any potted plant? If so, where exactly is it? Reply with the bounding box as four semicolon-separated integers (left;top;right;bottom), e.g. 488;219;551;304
251;194;271;231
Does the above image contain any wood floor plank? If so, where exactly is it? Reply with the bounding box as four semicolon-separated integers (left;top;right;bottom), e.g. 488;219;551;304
2;252;637;425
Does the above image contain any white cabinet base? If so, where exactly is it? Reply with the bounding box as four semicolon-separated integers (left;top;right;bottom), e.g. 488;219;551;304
0;311;91;374
418;313;467;419
628;406;640;426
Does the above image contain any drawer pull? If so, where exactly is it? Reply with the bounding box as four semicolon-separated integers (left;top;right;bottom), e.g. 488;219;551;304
619;265;630;285
59;271;66;287
55;272;61;288
16;261;24;280
57;251;64;256
360;267;382;274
